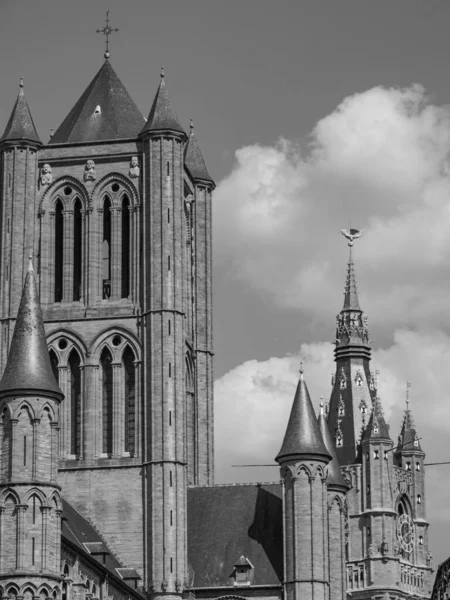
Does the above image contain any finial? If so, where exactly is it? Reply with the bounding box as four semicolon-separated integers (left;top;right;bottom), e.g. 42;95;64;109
160;66;165;78
190;117;194;133
340;228;364;248
96;10;119;60
299;361;304;379
406;381;411;408
49;128;54;139
28;251;33;272
320;398;324;415
19;77;24;89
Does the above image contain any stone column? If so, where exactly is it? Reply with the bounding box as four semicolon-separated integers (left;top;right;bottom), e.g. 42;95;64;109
112;362;123;457
62;210;74;302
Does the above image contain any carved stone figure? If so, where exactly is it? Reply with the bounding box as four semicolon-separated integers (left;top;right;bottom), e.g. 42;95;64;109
40;163;53;187
84;159;96;182
128;156;140;179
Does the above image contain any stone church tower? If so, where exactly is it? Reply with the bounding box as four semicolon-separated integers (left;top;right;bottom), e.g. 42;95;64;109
0;53;214;594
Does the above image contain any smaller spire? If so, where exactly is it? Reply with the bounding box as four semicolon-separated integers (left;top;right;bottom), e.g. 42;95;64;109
362;395;391;443
140;69;185;137
0;79;41;145
318;402;348;490
397;387;422;453
0;259;62;400
185;117;214;183
276;366;330;464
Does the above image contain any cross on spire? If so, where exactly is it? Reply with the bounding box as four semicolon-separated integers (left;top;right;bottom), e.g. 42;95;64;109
96;10;119;60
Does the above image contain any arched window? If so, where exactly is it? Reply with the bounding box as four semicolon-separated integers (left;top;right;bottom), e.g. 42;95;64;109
121;195;130;299
49;350;59;386
101;349;113;454
102;196;111;299
123;346;135;455
73;198;82;301
68;350;81;456
55;200;64;302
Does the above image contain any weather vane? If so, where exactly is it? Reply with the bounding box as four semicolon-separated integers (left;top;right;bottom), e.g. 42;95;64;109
340;228;364;247
96;10;119;60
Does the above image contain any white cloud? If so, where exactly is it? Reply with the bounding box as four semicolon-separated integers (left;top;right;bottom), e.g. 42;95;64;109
213;85;450;340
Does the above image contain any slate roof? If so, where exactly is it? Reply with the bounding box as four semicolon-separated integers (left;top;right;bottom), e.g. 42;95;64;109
50;60;145;144
0;82;41;144
276;370;330;463
318;406;348;490
140;72;185;136
185;123;213;182
0;260;62;399
187;483;283;588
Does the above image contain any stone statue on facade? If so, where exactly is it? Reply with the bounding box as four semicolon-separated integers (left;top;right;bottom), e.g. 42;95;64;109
128;156;140;179
40;163;53;187
84;159;96;182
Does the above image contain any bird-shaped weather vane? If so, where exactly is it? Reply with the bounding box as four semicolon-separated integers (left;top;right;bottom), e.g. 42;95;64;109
340;228;364;247
96;10;119;60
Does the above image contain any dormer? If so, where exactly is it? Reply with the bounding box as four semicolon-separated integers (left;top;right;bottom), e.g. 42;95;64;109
232;556;254;586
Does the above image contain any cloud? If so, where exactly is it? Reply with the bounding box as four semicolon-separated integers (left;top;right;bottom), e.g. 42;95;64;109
214;329;450;564
213;84;450;342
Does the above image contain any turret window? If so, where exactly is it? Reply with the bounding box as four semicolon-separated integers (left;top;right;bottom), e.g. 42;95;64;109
406;462;411;471
417;494;421;504
419;535;424;545
373;450;379;459
416;462;420;471
384;451;388;460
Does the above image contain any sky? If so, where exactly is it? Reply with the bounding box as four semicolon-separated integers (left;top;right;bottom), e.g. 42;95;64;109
1;0;450;567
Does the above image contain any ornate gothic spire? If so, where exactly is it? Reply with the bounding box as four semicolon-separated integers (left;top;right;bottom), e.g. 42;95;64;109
185;118;214;183
0;258;62;400
0;78;41;145
276;365;330;463
335;229;370;360
397;385;422;453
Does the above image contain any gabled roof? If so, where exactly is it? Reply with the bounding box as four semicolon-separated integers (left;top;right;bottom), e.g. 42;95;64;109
50;60;145;144
276;369;330;463
397;404;422;453
185;121;213;183
0;80;41;144
187;483;283;587
0;259;62;400
140;70;185;136
362;396;391;443
318;404;348;490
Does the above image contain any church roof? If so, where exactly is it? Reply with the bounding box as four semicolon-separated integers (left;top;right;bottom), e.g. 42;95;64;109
187;483;282;587
140;70;185;136
276;369;330;463
50;60;145;144
185;121;213;182
318;404;348;490
0;259;62;400
0;80;41;144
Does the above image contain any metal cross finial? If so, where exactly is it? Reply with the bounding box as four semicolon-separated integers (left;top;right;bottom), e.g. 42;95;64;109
96;10;119;60
406;381;411;407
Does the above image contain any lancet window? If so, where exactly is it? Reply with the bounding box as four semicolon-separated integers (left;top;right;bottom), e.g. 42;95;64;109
123;346;136;455
69;350;82;456
101;348;113;455
54;200;64;302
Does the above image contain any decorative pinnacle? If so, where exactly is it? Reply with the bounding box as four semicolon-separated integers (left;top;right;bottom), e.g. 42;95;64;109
320;398;324;415
96;10;119;60
299;361;304;379
19;77;24;89
190;117;194;132
160;66;165;78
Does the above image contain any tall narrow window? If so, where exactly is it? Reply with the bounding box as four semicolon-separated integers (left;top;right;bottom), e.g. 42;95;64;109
123;346;135;455
102;196;111;299
69;350;81;456
49;350;59;385
55;200;64;302
121;195;130;298
101;349;113;454
73;198;82;301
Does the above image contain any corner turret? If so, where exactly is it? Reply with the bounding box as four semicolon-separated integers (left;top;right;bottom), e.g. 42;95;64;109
0;79;41;146
139;69;186;138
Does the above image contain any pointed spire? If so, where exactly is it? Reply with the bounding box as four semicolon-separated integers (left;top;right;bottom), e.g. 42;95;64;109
185;118;214;183
318;402;348;489
362;396;391;443
0;258;62;400
343;246;361;310
140;69;185;137
50;61;144;144
0;78;41;145
397;387;422;452
276;365;330;463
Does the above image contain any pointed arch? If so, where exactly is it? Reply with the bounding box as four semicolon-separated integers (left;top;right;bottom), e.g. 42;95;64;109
55;199;64;302
23;487;47;505
90;172;140;208
101;347;113;454
49;349;59;385
2;488;20;505
39;175;90;215
68;349;82;456
123;345;135;455
88;326;141;363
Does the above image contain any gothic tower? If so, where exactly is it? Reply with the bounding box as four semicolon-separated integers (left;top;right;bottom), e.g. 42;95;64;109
276;367;331;600
0;259;63;596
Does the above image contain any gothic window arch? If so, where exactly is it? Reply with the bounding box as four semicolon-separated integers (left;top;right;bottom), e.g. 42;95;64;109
102;195;112;299
121;194;130;299
25;494;42;568
73;198;82;301
101;348;113;455
54;200;64;302
123;345;136;455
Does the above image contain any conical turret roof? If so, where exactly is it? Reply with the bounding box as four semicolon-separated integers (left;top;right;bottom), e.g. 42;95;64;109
185;121;213;183
0;80;41;145
0;260;62;400
362;396;391;443
397;403;422;452
50;60;145;144
318;404;348;489
140;70;185;136
276;368;330;463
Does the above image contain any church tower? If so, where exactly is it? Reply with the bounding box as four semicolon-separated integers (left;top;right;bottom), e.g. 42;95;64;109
0;259;63;595
276;367;331;600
